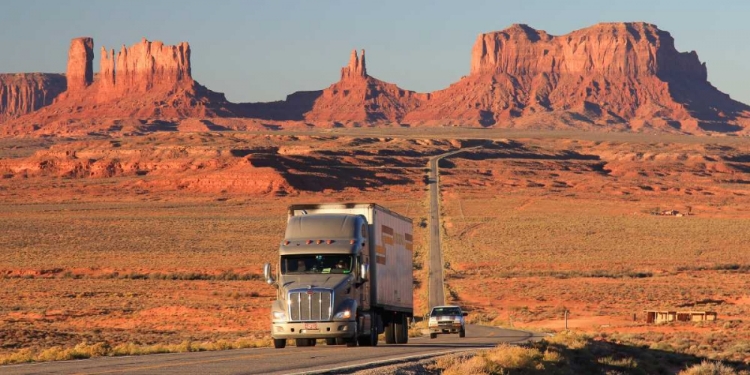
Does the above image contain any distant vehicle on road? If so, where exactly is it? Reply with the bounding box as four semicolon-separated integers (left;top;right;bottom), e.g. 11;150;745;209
264;203;414;349
428;305;467;339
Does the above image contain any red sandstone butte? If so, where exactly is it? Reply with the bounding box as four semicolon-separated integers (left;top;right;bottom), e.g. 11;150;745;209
3;37;232;132
403;23;750;131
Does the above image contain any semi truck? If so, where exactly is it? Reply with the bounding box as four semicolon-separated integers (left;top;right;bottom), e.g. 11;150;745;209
264;203;414;348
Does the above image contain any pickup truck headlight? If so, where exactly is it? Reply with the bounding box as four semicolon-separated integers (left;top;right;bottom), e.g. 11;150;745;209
273;311;286;320
333;310;351;319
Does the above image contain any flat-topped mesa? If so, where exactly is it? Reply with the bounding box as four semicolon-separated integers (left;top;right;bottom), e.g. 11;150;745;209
0;73;67;123
469;22;706;80
66;37;94;92
105;38;193;94
340;49;367;80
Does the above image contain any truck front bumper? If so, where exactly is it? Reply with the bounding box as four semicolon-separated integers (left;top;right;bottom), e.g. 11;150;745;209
271;321;357;339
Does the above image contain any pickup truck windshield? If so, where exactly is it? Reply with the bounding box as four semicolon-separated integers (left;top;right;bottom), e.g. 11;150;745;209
431;307;462;316
281;255;353;275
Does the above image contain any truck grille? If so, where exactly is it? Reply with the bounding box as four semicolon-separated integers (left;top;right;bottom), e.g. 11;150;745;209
288;289;333;321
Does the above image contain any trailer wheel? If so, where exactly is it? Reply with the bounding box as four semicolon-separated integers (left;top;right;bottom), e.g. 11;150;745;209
273;339;286;349
325;338;336;345
384;322;396;344
459;328;466;338
394;313;408;344
295;338;309;347
430;333;437;339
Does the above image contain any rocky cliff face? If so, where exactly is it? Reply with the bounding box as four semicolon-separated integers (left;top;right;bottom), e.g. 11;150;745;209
405;22;750;131
0;73;66;123
107;38;192;94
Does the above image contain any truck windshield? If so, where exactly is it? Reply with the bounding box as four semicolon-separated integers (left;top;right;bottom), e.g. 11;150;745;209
431;307;462;316
281;255;353;275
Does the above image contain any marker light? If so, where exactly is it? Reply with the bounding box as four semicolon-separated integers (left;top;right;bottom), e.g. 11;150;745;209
316;240;323;245
350;240;356;245
326;240;334;244
306;240;312;245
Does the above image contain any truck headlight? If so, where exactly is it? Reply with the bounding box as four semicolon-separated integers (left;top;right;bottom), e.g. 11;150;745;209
273;311;286;320
333;310;351;319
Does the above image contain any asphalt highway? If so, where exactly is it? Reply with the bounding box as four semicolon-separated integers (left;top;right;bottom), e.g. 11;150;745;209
2;325;542;375
427;147;480;309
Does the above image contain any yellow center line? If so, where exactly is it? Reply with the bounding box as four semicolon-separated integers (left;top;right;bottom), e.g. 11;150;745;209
72;347;325;375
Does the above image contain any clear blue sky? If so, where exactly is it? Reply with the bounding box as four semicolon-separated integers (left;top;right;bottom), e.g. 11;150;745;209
2;0;749;104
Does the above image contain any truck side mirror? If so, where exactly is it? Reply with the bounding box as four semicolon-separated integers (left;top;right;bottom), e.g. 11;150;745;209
263;263;275;285
359;263;369;282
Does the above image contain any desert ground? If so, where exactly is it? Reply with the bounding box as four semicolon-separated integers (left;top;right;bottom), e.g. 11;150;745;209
1;128;748;367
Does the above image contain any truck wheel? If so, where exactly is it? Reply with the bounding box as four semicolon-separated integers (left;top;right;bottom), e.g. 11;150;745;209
325;338;336;345
346;325;358;347
459;327;466;338
394;314;408;344
430;333;437;339
295;338;309;347
308;339;317;346
273;339;286;349
335;338;346;345
384;322;395;344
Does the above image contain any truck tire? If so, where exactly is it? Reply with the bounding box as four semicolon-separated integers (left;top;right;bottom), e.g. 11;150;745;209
309;339;317;346
430;333;437;339
346;324;358;347
459;327;466;338
273;339;286;349
394;314;408;344
384;322;395;344
295;338;309;347
335;338;346;345
325;338;336;345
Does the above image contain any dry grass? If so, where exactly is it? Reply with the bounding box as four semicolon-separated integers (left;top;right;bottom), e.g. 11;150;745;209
432;332;750;374
0;337;272;365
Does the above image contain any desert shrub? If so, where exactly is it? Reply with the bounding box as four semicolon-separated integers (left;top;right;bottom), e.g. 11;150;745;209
485;344;544;369
442;355;490;375
0;348;34;365
546;331;590;350
679;361;738;375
